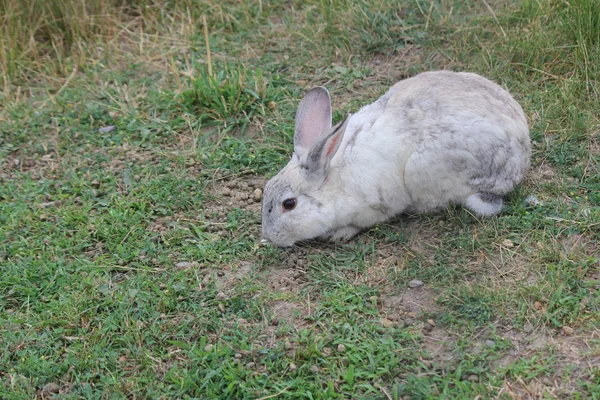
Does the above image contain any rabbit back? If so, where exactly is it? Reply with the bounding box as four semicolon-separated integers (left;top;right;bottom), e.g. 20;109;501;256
334;71;530;216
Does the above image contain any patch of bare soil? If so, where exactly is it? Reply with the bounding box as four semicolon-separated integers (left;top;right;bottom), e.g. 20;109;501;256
270;300;311;330
100;144;163;173
147;175;265;244
380;287;451;359
262;248;311;291
201;260;254;290
381;287;439;322
494;325;600;399
255;251;314;345
253;299;312;351
0;153;59;180
525;161;558;187
367;45;428;82
560;233;599;260
265;266;307;293
208;175;266;213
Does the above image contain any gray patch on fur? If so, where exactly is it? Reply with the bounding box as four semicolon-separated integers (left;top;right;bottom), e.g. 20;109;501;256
377;186;386;204
345;126;360;152
369;203;391;215
368;186;391;215
478;192;502;204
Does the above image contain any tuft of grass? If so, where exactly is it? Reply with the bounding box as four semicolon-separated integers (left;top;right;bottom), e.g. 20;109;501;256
564;0;600;94
181;64;282;134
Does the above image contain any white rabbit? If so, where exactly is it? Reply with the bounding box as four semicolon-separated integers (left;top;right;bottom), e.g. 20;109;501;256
261;70;530;247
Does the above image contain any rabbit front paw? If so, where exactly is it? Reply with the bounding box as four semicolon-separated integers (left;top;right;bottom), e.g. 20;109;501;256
329;226;362;242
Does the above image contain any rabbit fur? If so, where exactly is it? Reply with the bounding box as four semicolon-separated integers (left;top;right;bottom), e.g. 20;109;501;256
261;70;530;247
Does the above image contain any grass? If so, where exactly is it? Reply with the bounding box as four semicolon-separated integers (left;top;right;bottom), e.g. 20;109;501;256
181;63;283;133
1;0;599;398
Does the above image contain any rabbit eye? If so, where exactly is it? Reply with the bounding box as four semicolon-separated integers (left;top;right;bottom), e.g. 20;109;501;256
282;198;297;211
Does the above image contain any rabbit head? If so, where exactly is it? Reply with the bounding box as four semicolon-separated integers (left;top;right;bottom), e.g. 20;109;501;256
261;87;351;247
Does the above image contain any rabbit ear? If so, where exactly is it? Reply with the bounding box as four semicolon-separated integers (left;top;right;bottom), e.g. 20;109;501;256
294;87;332;156
302;113;351;179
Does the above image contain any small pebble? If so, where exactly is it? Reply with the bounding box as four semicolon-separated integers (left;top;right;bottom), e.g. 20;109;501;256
562;326;574;336
98;125;116;133
41;382;60;396
502;239;515;248
159;283;167;290
408;279;424;288
485;340;495;347
468;374;479;382
216;292;227;301
234;353;242;359
39;200;61;208
253;188;263;202
337;344;346;352
284;341;292;350
175;261;191;269
289;363;297;371
311;365;319;373
541;376;553;386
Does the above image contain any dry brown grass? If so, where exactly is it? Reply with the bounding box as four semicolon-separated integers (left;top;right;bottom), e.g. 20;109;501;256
0;0;209;102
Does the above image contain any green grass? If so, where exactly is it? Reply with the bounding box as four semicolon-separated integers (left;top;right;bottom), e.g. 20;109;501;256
1;0;599;398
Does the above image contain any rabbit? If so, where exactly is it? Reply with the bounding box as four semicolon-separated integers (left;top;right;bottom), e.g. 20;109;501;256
261;70;530;247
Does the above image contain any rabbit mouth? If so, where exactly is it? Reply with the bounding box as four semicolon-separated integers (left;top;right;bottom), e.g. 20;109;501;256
260;229;293;248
